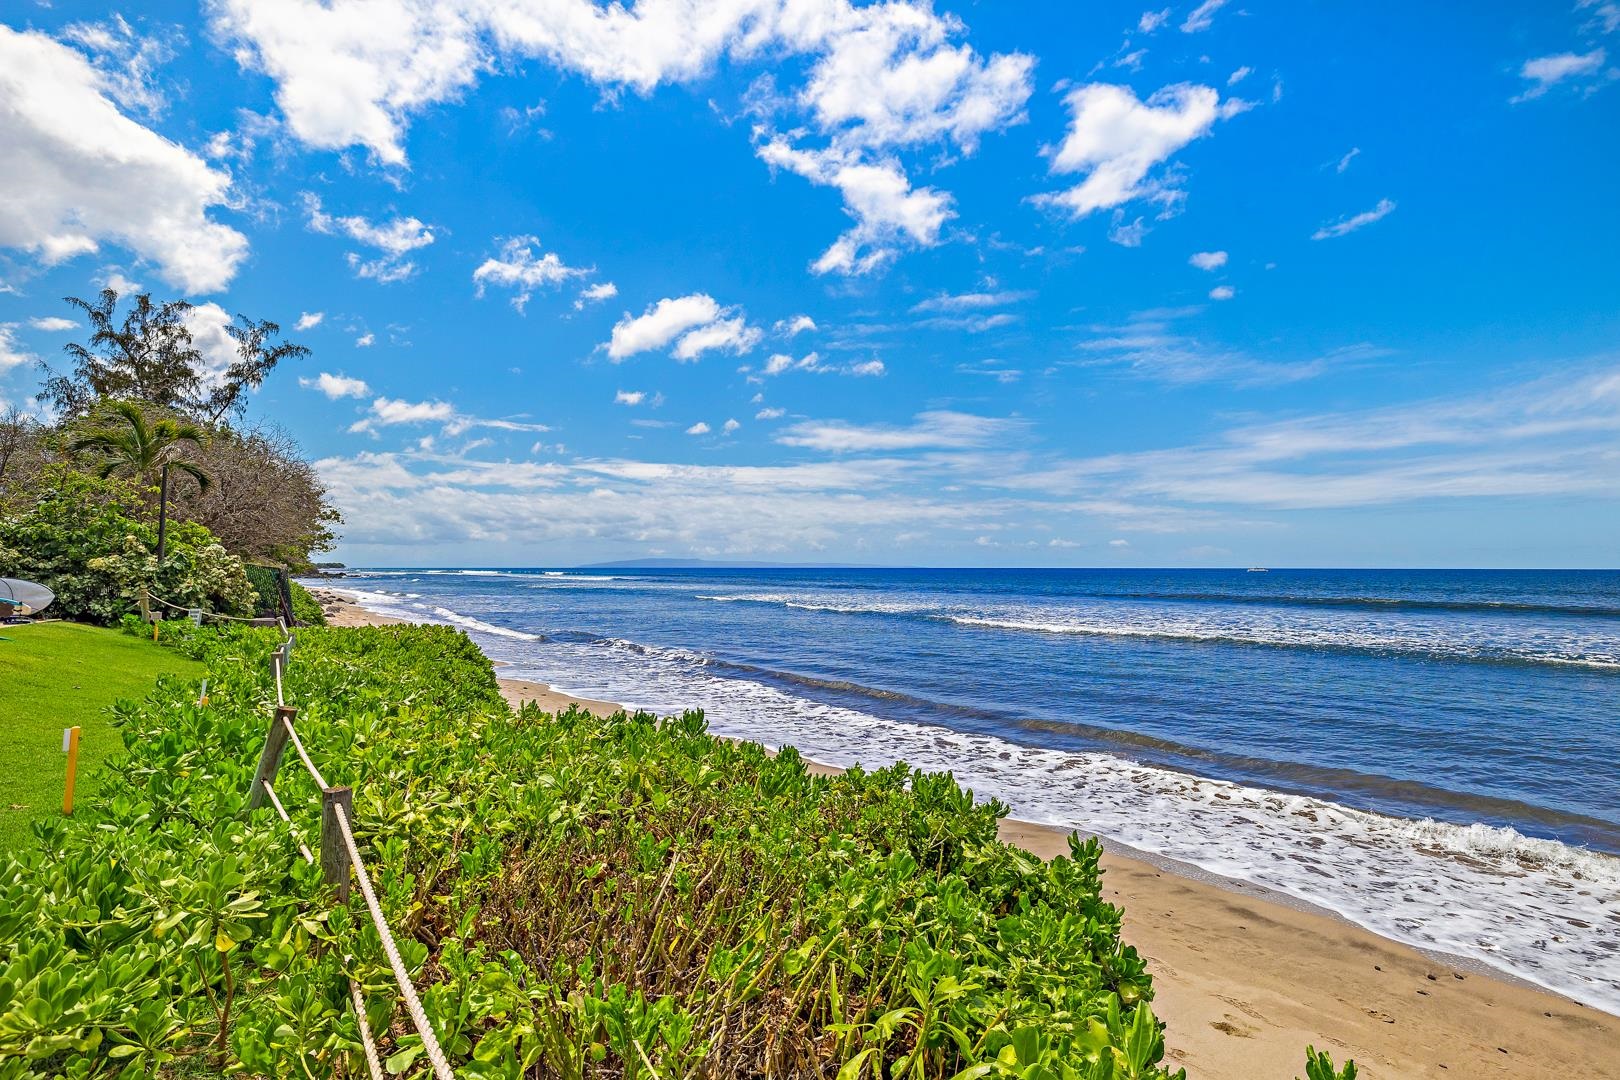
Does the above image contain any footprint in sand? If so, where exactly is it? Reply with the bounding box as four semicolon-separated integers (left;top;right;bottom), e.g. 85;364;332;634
1210;1018;1257;1038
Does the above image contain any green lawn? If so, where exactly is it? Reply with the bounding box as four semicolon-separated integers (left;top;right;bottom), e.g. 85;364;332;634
0;621;205;851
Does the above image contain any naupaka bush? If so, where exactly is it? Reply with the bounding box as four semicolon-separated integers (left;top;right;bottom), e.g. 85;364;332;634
0;622;1186;1078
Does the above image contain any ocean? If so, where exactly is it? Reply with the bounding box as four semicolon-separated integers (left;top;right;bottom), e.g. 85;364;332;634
321;566;1620;1014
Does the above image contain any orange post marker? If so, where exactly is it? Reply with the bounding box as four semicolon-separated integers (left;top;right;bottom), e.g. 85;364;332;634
62;726;82;815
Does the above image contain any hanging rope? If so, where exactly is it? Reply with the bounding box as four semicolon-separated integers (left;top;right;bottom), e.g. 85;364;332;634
332;801;456;1080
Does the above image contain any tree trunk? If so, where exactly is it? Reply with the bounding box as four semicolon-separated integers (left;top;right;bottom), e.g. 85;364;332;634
157;462;170;561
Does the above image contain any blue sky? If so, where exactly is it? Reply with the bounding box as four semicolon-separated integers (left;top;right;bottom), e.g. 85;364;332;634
2;0;1618;567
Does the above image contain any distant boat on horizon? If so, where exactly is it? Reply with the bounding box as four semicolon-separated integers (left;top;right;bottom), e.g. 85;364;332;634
1246;567;1269;573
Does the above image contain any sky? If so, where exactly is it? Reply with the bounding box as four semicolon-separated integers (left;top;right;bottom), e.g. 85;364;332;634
1;0;1618;568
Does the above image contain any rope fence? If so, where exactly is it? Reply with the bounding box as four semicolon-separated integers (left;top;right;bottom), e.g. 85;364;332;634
227;616;454;1079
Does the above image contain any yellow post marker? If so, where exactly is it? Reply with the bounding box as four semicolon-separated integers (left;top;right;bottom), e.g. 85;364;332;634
62;726;82;815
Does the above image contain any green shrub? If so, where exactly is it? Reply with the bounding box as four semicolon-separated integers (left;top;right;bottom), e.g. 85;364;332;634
0;623;1187;1079
290;580;325;626
0;467;254;624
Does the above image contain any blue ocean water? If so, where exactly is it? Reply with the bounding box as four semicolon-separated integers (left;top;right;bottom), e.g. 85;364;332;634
325;566;1620;1013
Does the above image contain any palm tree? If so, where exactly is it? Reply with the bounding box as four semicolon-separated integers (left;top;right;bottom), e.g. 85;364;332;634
69;400;211;560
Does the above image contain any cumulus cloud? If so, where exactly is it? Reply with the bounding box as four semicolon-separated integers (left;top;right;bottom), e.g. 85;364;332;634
774;314;817;335
757;136;953;275
300;371;370;398
29;316;78;332
0;25;247;293
722;418;741;434
472;235;589;310
1037;82;1231;222
756;406;785;420
1511;48;1610;102
776;410;1008;452
686;421;711;435
615;390;647;406
304;193;435;282
575;281;619;309
295;311;325;330
1138;9;1170;33
607;294;761;361
210;0;1032;274
1311;198;1396;240
1208;285;1235;300
1189;250;1227;270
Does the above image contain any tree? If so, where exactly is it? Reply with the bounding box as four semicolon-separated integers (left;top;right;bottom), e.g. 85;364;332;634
38;289;309;422
68;401;211;560
173;423;342;568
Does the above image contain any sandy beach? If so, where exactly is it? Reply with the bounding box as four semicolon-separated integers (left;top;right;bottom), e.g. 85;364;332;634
309;588;1620;1077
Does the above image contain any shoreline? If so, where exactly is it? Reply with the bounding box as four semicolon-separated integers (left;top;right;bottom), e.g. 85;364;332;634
308;588;1620;1077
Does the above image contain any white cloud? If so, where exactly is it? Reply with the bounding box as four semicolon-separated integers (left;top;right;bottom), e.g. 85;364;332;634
1334;147;1360;173
686;421;711;435
1037;82;1227;221
1109;538;1130;547
304;193;435;282
0;325;37;371
295;311;325;331
1227;66;1252;86
757;351;885;377
774;314;817;335
368;397;454;425
355;332;376;347
59;15;181;119
300;371;371;398
0;25;247;293
211;0;1031;274
607;294;761;362
1138;9;1170;33
722;418;741;434
756;406;785;420
1511;48;1610;102
1208;284;1236;300
575;281;619;309
609;294;721;359
1311;198;1397;240
615;390;646;405
1108;213;1148;247
28;316;78;332
910;290;1032;313
776;410;1008;452
915;312;1019;333
1181;0;1229;33
472;235;588;310
672;316;764;361
1580;0;1620;34
757;136;954;274
1188;250;1227;270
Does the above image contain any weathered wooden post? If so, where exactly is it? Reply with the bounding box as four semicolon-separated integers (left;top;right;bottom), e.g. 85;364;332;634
247;705;296;810
321;786;354;901
276;568;297;628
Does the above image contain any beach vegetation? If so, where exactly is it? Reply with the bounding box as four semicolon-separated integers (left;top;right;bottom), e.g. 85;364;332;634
0;621;1191;1078
0;466;254;623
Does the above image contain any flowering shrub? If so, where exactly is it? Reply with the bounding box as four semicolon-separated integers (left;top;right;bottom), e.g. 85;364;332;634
0;467;253;623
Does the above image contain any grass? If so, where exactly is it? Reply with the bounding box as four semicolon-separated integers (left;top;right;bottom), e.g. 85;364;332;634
0;621;205;851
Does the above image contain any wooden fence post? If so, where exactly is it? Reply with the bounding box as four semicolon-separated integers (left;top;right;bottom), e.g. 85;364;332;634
321;786;354;901
62;727;81;815
276;568;297;628
247;705;296;810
